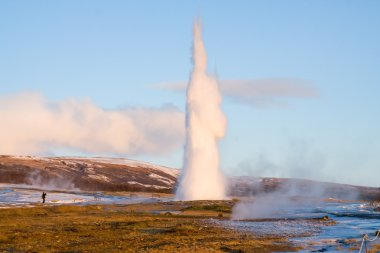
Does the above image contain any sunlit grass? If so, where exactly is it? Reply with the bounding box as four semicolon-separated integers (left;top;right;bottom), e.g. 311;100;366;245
0;202;300;252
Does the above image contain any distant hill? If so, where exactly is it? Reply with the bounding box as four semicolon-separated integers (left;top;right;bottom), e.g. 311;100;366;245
229;176;380;201
0;155;178;193
0;155;379;201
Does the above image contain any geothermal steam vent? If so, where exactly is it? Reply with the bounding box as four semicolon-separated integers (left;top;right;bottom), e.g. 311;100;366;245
176;20;227;200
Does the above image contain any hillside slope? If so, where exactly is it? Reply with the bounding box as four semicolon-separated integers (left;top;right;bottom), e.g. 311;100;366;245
0;155;179;193
0;155;379;201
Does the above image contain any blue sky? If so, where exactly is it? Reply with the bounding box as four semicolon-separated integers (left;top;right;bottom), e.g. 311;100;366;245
1;1;379;186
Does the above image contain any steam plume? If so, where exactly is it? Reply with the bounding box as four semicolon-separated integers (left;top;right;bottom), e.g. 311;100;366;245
176;20;227;200
0;92;184;156
155;78;318;108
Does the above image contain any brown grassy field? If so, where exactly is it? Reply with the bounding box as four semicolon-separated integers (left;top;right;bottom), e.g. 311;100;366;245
0;201;303;253
369;244;380;253
1;200;377;252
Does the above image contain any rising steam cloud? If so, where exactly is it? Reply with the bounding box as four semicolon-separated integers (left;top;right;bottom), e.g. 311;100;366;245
0;92;184;156
155;78;318;108
176;20;226;200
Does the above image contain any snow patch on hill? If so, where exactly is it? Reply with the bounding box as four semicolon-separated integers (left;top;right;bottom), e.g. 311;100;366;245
88;174;110;182
61;157;180;177
149;173;175;185
128;181;168;189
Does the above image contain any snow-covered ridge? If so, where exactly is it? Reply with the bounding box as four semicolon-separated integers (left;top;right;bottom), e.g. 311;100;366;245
9;155;180;178
61;157;180;177
2;155;180;192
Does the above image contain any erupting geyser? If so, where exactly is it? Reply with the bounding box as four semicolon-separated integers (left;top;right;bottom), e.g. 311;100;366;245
176;20;227;200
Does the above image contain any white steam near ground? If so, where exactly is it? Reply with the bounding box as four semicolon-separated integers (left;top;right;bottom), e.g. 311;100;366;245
0;92;184;156
27;169;79;192
175;20;226;200
232;195;314;220
231;176;361;220
231;141;357;220
231;179;358;220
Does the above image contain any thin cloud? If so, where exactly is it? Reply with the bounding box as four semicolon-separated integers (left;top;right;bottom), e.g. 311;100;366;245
155;78;319;107
0;92;185;156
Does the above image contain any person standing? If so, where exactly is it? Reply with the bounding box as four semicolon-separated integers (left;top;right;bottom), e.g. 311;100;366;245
42;192;47;204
